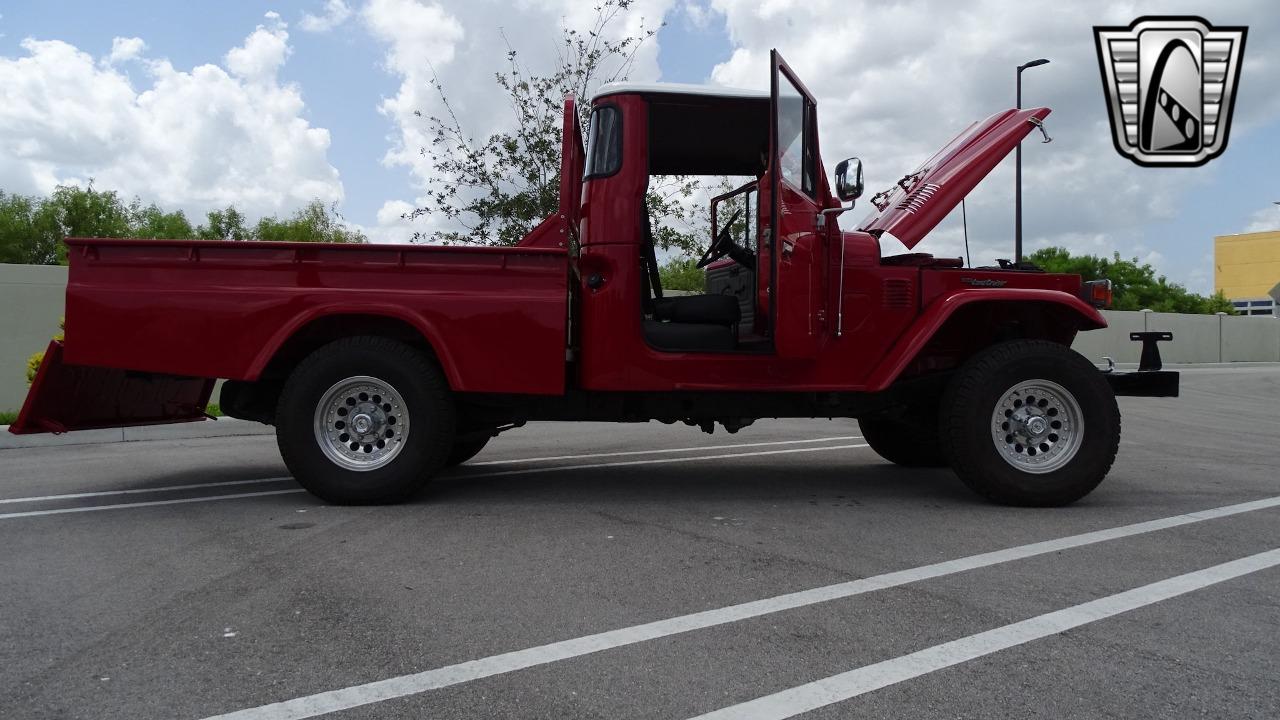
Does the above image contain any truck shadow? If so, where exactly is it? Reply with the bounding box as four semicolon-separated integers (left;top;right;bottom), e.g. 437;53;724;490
430;462;978;506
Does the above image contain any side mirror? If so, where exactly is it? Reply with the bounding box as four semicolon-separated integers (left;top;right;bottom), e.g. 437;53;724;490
834;157;864;202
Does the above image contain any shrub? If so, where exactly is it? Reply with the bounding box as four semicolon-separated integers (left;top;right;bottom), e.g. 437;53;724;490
26;317;64;386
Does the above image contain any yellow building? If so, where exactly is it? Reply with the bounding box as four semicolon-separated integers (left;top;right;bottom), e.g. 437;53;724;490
1215;230;1280;310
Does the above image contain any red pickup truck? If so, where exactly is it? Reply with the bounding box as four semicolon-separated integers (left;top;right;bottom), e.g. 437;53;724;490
12;52;1176;507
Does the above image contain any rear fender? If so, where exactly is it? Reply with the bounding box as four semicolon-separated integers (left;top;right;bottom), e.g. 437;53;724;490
865;289;1106;391
247;306;455;386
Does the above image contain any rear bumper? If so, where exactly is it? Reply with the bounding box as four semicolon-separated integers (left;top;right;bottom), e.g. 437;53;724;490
1104;370;1179;398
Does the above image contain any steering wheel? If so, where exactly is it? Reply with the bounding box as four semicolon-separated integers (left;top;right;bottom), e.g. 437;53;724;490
696;209;744;269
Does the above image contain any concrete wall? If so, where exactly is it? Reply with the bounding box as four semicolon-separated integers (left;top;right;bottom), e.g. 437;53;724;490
1072;309;1280;364
0;264;67;411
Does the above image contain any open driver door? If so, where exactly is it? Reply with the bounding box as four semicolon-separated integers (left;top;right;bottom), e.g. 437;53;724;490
768;50;828;359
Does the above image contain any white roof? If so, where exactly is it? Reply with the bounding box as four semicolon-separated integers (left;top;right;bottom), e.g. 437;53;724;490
591;81;769;102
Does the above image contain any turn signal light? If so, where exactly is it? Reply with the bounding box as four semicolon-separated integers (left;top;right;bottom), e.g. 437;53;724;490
1082;279;1112;309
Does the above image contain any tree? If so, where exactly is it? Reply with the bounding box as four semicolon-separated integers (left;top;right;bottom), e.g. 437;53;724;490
0;191;61;265
130;203;195;239
1027;247;1234;314
196;206;251;241
46;183;133;240
1;184;364;265
252;200;367;244
658;256;707;292
413;0;702;253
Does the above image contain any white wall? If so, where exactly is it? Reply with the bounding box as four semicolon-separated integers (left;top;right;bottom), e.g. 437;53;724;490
0;264;67;411
1072;309;1280;365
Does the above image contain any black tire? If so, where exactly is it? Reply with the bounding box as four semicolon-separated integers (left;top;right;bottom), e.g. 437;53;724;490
858;410;946;467
275;336;455;504
939;340;1120;507
446;435;491;467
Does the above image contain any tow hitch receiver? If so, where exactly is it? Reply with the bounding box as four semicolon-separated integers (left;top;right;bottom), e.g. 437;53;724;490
1102;332;1179;397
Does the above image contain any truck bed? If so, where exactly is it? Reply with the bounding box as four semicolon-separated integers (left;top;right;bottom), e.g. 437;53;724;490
59;237;568;393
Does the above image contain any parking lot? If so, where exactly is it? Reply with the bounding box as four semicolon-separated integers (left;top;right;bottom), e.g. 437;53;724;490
1;365;1278;719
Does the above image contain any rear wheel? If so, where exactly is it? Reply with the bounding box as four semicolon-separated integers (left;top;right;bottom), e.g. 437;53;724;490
858;408;946;467
940;340;1120;506
276;336;455;504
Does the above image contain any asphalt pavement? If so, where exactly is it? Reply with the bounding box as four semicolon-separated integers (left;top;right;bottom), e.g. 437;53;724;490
1;365;1277;719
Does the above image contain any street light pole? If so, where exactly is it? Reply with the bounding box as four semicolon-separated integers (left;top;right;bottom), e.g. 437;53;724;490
1015;58;1049;266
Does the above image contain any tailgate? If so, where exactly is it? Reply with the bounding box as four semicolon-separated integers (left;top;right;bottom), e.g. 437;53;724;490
8;340;214;435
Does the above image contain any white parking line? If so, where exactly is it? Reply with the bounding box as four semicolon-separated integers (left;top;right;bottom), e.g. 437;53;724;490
0;438;860;506
0;442;867;520
196;495;1280;720
0;489;308;520
0;477;294;505
687;548;1280;720
460;443;869;479
466;437;862;466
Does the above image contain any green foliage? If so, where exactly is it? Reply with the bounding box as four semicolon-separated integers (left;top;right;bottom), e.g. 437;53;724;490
131;203;195;239
0;410;17;425
26;317;64;386
0;184;363;265
252;200;367;244
417;0;703;253
658;256;707;292
1027;247;1235;314
25;352;43;386
0;191;62;265
197;206;251;241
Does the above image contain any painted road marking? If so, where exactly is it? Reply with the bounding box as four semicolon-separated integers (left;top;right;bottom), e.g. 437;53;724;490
466;436;862;466
196;495;1280;720
0;489;308;520
0;443;868;520
0;477;294;505
461;443;870;479
687;548;1280;720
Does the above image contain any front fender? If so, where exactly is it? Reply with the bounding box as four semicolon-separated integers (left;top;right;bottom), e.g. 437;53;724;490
865;289;1106;392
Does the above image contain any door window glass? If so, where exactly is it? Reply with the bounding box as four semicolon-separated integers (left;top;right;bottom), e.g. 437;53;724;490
777;75;814;197
584;106;622;179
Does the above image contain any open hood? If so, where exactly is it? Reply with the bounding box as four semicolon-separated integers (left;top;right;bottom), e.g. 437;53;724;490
859;107;1051;249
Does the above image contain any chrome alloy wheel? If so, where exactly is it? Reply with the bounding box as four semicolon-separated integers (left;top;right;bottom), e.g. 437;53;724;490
313;375;410;471
990;378;1083;474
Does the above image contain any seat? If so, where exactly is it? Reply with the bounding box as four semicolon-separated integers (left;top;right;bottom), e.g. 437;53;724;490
639;206;741;328
642;320;736;352
653;294;741;325
639;205;740;352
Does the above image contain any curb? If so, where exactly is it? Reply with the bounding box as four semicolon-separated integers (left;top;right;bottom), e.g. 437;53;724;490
1;418;274;450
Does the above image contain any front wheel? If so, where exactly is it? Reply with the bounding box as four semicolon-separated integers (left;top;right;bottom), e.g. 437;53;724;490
939;340;1120;507
276;336;456;504
858;408;946;468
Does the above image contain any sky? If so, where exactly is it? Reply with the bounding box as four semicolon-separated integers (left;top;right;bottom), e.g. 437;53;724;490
0;0;1277;295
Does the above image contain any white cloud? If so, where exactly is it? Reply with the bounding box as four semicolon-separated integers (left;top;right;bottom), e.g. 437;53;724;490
680;0;718;30
360;0;673;239
376;199;415;225
706;0;1280;280
0;15;343;221
106;36;146;65
300;0;354;32
1245;204;1280;233
224;17;291;83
